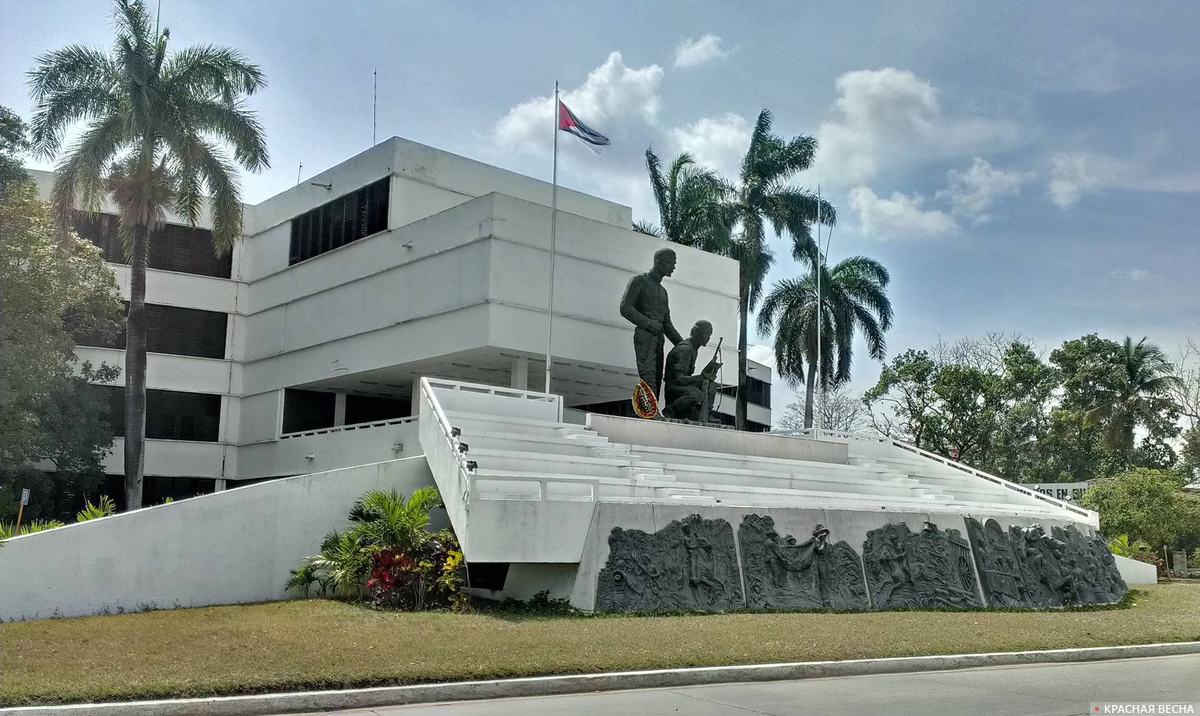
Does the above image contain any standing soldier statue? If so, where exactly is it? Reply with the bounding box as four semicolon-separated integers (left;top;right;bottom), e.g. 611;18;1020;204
620;248;683;399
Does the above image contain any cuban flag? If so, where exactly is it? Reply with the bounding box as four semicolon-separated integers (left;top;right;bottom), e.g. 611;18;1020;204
558;100;610;153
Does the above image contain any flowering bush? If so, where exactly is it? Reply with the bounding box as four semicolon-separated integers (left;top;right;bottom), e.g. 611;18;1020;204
287;488;468;611
366;529;466;611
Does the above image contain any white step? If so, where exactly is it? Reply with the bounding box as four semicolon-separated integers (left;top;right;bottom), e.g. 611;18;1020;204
444;411;591;439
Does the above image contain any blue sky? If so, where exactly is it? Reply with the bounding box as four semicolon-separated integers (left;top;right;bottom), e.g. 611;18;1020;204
3;1;1198;411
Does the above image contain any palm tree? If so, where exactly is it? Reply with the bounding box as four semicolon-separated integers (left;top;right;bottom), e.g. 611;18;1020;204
27;0;269;510
347;487;443;554
758;255;892;429
1086;336;1182;462
726;110;834;430
643;148;732;252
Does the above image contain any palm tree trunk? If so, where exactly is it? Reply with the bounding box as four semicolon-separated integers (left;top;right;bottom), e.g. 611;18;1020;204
804;359;817;429
735;292;749;431
124;222;149;511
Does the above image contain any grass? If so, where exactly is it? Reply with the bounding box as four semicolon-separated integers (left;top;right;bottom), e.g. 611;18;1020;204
3;583;1200;706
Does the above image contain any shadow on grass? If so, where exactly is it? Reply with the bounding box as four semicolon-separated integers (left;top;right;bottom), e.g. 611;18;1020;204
467;589;1142;623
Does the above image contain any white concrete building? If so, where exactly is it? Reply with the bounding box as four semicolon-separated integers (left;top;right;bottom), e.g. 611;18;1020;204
29;137;773;507
3;139;1125;623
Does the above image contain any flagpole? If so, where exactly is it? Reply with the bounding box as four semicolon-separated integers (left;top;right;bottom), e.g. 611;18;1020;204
814;185;822;440
544;81;560;394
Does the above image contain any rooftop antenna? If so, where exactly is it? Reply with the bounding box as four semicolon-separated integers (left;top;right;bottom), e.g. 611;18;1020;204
296;161;302;186
372;68;378;147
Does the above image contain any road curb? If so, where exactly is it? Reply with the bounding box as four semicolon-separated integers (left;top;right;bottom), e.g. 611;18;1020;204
6;641;1200;715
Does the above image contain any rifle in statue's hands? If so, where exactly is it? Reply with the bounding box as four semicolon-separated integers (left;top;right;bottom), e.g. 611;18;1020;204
702;337;722;379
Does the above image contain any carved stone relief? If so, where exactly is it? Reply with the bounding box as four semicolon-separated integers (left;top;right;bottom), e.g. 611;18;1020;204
595;514;743;612
967;518;1127;607
862;521;982;609
593;513;1125;613
738;514;868;610
964;517;1027;608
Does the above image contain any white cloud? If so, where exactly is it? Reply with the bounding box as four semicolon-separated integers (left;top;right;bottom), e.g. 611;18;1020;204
816;68;1019;185
1111;268;1152;282
936;157;1029;219
665;113;750;178
493;52;663;155
674;34;731;69
1047;150;1200;208
1047;152;1129;208
849;186;957;240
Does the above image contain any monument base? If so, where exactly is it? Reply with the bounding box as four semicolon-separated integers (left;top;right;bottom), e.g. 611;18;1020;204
565;503;1127;612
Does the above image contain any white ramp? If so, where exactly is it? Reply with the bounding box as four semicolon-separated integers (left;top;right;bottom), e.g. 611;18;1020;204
0;458;434;622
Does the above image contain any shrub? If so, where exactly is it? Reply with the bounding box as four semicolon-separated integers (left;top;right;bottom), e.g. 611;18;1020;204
367;529;465;611
0;519;66;540
1107;534;1157;565
1082;469;1200;551
76;495;116;522
288;488;467;611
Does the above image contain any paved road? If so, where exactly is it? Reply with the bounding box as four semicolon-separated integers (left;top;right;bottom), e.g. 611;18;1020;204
300;654;1200;716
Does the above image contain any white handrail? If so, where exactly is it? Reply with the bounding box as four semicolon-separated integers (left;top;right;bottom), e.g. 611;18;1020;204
774;427;1098;527
422;376;563;421
279;416;417;439
888;439;1097;525
419;377;474;511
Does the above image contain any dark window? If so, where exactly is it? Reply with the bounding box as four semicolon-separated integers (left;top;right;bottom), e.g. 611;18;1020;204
344;395;410;425
572;399;638;418
142;476;215;505
95;386;221;442
288;177;390;265
465;562;509;591
76;303;227;359
717;377;771;409
73;213;233;278
282;389;336;433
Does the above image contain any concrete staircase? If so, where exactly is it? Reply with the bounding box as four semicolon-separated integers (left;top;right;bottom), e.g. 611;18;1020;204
417;378;1095;565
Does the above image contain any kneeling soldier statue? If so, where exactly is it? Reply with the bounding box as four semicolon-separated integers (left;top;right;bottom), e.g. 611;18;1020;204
661;320;721;423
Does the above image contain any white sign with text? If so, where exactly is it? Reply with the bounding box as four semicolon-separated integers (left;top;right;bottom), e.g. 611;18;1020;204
1029;482;1090;502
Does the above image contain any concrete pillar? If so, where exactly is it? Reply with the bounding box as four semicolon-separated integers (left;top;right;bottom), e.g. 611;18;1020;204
411;377;423;416
333;392;347;427
511;357;529;391
214;479;227;492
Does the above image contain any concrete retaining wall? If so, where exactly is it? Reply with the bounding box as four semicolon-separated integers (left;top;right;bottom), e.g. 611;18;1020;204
0;458;435;622
1113;554;1158;585
569;503;1111;611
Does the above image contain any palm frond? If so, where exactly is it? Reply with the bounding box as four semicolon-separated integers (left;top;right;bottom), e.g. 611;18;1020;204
175;97;269;171
49;112;129;235
162;45;267;99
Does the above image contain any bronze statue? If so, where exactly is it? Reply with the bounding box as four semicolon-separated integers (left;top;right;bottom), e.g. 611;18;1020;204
619;248;683;397
661;319;721;423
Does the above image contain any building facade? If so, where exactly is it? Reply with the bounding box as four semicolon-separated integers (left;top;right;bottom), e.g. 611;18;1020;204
31;137;772;507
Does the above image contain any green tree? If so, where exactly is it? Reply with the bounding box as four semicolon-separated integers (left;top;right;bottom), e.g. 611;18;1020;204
28;0;269;509
1;180;123;522
1182;426;1200;483
1081;468;1200;551
865;338;1070;481
643;148;731;253
864;349;940;448
0;106;31;200
758;255;892;428
724;110;834;430
1083;337;1182;466
988;343;1063;483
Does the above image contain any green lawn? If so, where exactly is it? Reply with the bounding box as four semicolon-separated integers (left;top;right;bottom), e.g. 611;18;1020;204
3;583;1199;706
